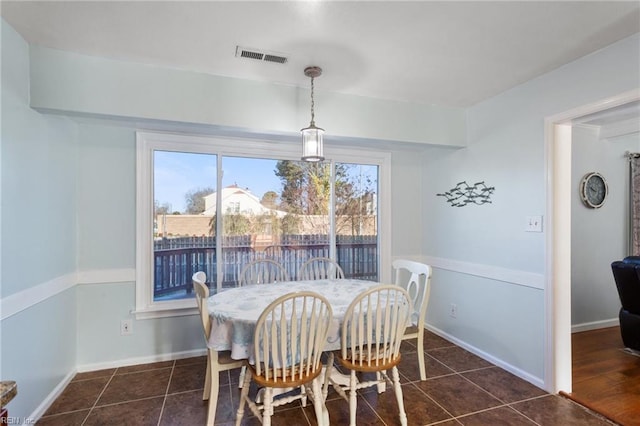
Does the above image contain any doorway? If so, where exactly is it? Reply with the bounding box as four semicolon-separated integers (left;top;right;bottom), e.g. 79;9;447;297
546;89;640;393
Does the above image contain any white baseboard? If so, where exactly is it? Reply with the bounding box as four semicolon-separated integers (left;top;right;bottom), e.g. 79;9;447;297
424;324;546;390
29;369;76;422
571;318;619;333
76;348;207;373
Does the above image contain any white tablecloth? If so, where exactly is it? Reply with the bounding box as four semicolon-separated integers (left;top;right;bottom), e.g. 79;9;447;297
207;279;379;360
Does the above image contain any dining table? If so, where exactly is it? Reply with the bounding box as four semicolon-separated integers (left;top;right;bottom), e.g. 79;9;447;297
206;278;381;361
206;277;396;417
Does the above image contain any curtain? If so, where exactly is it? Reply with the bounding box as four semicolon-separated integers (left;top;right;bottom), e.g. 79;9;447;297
630;155;640;256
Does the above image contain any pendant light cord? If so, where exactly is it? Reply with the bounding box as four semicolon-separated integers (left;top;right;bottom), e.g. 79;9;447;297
310;76;316;126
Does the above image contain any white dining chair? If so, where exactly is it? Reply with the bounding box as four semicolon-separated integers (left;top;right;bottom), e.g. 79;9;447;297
239;259;289;286
327;284;412;426
235;291;333;426
299;257;345;280
192;272;245;426
392;259;432;380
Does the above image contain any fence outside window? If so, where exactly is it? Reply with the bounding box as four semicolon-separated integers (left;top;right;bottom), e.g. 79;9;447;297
153;235;378;299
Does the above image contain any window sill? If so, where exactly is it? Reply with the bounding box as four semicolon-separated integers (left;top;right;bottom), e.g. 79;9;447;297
133;302;198;320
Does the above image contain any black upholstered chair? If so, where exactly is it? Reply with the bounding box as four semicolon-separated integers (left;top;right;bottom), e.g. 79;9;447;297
611;256;640;351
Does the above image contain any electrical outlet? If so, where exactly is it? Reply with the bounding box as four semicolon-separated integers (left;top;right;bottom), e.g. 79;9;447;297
121;319;133;335
450;304;458;318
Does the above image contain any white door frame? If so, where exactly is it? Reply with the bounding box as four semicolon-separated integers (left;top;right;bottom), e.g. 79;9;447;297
544;88;640;393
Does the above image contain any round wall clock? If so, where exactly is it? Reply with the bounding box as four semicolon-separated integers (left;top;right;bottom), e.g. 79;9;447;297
579;172;608;209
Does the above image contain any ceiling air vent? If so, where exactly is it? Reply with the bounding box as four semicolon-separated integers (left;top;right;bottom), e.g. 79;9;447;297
235;46;288;64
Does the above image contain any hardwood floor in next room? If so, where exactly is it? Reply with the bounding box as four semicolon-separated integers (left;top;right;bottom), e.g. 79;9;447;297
564;326;640;426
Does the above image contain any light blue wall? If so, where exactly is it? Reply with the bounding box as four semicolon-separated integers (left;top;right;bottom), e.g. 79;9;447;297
422;33;640;381
76;283;203;366
76;124;136;270
1;20;78;418
1;291;77;418
28;46;467;147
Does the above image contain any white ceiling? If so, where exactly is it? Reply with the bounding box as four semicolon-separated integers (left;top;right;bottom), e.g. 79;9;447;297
1;1;639;108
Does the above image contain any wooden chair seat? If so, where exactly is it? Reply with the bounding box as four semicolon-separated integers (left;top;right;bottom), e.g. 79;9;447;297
338;352;402;373
248;362;324;388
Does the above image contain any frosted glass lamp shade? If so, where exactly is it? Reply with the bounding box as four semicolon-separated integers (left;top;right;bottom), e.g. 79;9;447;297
301;125;324;162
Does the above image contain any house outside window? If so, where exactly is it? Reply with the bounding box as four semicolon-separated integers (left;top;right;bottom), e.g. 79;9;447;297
135;132;390;319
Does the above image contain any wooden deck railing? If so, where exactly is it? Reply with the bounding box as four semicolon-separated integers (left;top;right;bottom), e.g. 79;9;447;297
153;236;377;299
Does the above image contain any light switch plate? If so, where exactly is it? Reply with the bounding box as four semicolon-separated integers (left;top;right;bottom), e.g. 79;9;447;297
525;215;543;232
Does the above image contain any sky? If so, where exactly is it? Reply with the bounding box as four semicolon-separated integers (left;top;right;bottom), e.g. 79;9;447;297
154;152;281;213
154;151;377;213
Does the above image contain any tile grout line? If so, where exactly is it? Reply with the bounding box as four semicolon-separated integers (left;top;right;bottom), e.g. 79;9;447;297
404;380;457;424
408;363;529;425
502;404;544;426
80;368;118;426
450;402;530;423
456;368;512;404
449;367;549;424
359;387;389;426
406;347;492;422
156;359;177;426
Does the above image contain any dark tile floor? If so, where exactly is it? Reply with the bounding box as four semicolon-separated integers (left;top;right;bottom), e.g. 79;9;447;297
37;331;616;425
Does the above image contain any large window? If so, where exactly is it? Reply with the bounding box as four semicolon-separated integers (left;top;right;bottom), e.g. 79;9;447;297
136;132;390;318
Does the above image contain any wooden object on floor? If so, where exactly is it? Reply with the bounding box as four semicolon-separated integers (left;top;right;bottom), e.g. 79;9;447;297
0;381;17;425
564;326;640;426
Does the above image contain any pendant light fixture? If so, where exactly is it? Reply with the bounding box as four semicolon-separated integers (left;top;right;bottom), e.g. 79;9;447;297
301;66;324;162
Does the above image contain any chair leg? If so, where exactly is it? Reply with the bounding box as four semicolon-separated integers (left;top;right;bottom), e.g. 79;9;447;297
312;377;329;426
203;355;212;401
349;370;358;426
238;365;246;389
300;384;308;407
235;370;251;426
207;358;219;426
262;387;273;426
417;327;426;381
391;366;407;426
376;371;386;393
322;353;334;401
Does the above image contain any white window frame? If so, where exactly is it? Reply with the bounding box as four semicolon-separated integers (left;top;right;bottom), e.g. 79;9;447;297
135;131;391;319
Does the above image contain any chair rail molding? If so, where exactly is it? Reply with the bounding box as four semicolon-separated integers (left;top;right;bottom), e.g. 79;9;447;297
0;273;76;321
422;255;544;290
0;268;136;321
